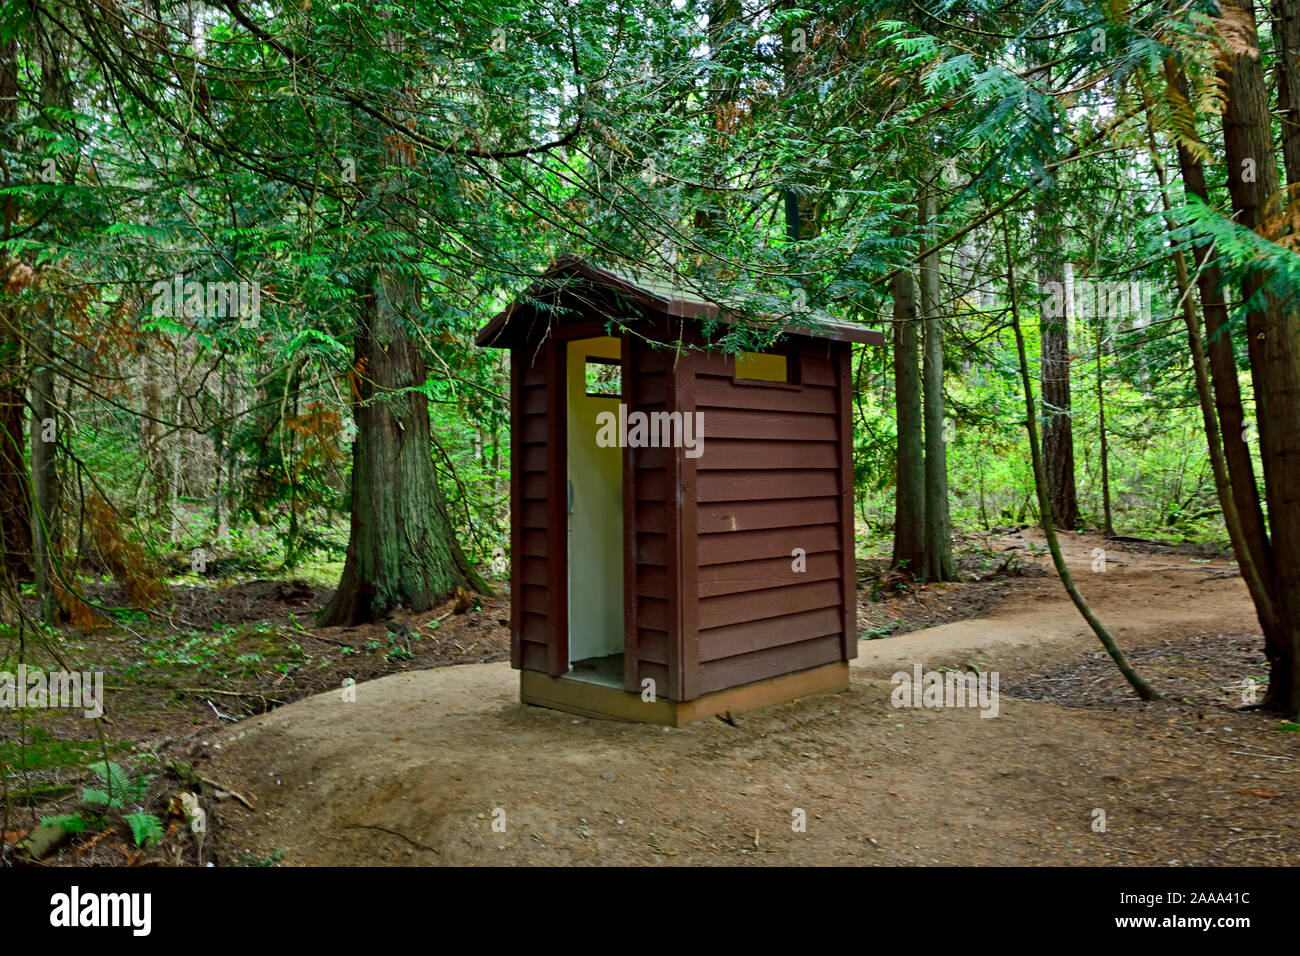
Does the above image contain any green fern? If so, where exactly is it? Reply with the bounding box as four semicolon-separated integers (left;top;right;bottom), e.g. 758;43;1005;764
86;760;153;803
81;787;115;807
88;760;132;802
124;813;164;848
41;814;89;835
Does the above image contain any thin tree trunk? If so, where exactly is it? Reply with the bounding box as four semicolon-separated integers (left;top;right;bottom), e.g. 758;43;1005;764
169;391;182;544
891;264;925;573
1095;323;1114;537
919;173;955;581
30;299;57;620
1004;217;1161;701
1036;198;1081;529
30;25;66;619
1274;0;1300;186
140;355;165;519
215;363;230;541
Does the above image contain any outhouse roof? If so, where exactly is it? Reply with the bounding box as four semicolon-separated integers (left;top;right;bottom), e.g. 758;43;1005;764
475;256;885;348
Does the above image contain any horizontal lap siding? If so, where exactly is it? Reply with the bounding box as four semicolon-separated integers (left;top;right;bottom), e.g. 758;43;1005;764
697;636;843;695
632;343;675;695
691;345;851;693
513;351;550;672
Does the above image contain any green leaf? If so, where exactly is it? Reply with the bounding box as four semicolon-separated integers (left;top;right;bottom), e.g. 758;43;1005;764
87;760;132;801
40;813;89;834
81;787;115;807
124;813;164;848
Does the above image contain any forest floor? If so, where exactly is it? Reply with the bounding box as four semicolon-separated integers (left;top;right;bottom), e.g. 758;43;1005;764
6;530;1298;866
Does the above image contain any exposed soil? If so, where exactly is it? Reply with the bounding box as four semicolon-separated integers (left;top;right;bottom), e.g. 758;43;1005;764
8;530;1296;866
189;530;1296;866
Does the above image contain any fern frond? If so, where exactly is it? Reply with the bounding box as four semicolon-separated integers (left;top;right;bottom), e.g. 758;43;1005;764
124;813;164;848
41;814;89;834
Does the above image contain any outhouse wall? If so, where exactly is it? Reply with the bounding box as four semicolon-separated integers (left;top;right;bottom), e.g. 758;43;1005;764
510;332;561;677
508;313;857;704
676;337;857;700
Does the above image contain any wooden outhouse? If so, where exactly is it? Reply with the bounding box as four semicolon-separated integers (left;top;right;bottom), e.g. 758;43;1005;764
476;257;884;725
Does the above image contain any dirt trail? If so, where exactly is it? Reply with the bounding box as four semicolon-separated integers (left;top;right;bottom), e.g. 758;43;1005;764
856;530;1245;667
204;532;1299;866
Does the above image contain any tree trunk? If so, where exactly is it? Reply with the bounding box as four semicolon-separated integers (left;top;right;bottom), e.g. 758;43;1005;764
1274;0;1300;186
1004;217;1160;701
0;36;32;582
1217;0;1300;717
1165;58;1278;663
169;391;183;544
891;265;925;573
318;277;484;625
1144;114;1276;650
1036;200;1081;530
30;298;58;620
693;0;740;236
30;25;66;618
320;29;484;625
214;363;229;541
1095;322;1114;537
919;174;955;581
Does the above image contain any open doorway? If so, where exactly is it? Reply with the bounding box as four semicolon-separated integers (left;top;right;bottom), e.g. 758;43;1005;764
565;336;625;685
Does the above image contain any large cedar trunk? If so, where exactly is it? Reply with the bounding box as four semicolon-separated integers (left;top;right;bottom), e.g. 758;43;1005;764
1036;205;1081;530
1217;0;1300;716
319;277;483;626
891;267;925;572
321;28;483;626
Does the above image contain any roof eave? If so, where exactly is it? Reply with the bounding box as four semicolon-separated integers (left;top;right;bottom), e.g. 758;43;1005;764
476;259;885;348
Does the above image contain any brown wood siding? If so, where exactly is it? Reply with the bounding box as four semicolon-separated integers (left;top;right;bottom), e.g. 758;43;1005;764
512;349;551;673
836;345;859;661
508;320;856;699
629;340;683;698
621;338;639;693
692;439;839;470
688;342;852;691
677;350;700;700
509;349;522;670
545;340;569;676
697;635;843;695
